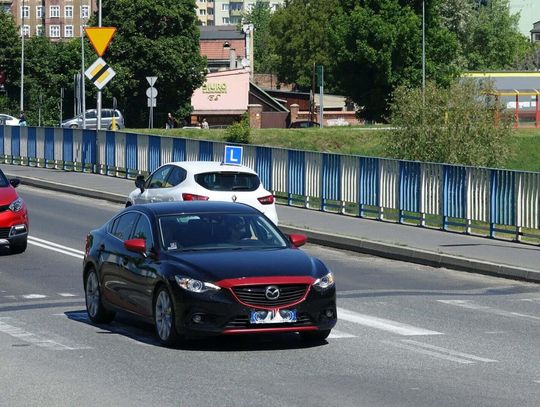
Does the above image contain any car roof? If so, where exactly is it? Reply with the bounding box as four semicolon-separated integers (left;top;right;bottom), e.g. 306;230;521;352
165;161;257;174
127;201;260;217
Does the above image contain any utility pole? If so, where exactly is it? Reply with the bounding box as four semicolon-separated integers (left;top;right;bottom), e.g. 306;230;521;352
422;0;426;104
20;0;25;112
97;0;102;130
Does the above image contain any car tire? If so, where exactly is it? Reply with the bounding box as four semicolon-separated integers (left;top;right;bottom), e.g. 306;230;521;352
10;238;27;254
300;329;331;343
154;286;180;346
85;268;115;323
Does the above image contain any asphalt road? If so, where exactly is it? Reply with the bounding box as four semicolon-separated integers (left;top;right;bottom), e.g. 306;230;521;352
0;185;539;407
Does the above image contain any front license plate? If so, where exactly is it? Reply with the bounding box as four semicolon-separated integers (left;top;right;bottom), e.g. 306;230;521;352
249;309;297;324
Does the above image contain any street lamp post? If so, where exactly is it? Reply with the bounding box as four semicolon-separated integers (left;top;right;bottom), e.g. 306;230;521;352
20;0;25;112
97;0;102;130
422;0;426;103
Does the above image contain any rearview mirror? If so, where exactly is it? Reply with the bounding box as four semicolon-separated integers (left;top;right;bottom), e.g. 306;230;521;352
124;238;146;254
289;234;307;248
9;178;20;188
135;175;145;192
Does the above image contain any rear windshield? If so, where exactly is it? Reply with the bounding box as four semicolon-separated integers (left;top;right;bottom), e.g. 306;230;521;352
195;172;260;192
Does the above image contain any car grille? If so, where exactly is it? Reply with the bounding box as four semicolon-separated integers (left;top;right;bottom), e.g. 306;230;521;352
224;313;314;329
0;228;10;238
231;284;308;308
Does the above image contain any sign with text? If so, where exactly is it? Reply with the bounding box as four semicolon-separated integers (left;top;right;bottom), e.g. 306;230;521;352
224;145;243;165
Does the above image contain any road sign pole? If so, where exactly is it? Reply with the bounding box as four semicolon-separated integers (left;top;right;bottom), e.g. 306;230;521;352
97;0;102;131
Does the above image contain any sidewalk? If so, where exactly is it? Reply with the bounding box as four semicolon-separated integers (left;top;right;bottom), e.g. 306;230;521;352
3;164;539;283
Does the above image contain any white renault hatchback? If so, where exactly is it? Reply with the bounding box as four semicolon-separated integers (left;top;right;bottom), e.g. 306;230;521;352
126;161;279;225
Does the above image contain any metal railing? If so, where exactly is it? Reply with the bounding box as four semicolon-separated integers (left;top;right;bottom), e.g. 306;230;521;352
1;125;539;242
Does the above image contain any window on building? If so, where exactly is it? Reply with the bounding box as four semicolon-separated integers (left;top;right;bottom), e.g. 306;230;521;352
535;33;540;42
222;17;230;24
36;6;44;18
222;4;229;11
64;25;74;37
21;6;29;18
22;25;30;37
50;25;60;38
65;6;73;18
199;9;206;15
50;5;60;18
81;5;90;18
36;25;43;36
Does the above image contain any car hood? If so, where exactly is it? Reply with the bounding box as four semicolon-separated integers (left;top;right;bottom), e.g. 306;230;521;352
164;248;324;281
0;187;18;205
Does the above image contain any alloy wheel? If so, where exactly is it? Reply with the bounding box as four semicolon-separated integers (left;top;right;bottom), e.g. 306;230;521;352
155;290;172;341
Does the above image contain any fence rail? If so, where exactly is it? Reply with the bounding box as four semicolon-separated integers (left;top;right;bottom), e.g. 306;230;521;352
1;126;539;242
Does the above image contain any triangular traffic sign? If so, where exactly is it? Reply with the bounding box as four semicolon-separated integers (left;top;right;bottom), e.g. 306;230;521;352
85;27;116;57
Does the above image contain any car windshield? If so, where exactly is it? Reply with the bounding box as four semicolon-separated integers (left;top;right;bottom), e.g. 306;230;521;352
0;170;8;187
159;212;287;251
195;172;260;192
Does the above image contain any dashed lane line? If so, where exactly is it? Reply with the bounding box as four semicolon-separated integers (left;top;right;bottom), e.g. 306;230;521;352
27;236;84;259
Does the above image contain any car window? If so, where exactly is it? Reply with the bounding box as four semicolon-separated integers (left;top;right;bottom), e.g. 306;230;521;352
131;215;153;251
110;212;139;241
85;111;97;119
195;172;260;192
147;166;173;189
102;110;112;118
166;166;187;187
159;213;287;251
0;170;8;187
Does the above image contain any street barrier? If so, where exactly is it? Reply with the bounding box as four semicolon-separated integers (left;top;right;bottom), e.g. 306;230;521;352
1;125;539;242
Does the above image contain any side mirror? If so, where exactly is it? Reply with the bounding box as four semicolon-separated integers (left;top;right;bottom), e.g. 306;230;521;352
135;175;145;192
124;238;146;254
289;234;307;248
9;178;20;188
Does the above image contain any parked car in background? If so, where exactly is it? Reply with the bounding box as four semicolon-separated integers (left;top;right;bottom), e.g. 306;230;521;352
0;168;28;254
61;109;125;130
289;120;320;128
126;161;279;225
83;201;336;346
0;114;20;126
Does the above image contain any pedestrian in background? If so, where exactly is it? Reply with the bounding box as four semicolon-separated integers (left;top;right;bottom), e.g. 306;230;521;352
165;112;178;129
19;112;27;127
201;118;209;129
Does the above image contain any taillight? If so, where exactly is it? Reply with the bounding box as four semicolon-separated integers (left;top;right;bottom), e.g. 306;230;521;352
182;193;209;201
257;195;274;205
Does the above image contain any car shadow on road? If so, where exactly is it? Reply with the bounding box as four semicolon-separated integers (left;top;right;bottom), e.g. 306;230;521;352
65;310;327;351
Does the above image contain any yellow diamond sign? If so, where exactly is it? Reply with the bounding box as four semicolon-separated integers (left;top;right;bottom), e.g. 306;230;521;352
84;27;116;57
85;58;116;90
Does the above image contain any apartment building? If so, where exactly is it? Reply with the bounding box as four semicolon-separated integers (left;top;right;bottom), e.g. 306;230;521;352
509;0;540;40
5;0;96;40
196;0;284;26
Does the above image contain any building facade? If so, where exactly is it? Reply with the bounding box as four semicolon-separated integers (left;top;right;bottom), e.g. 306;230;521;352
5;0;96;40
509;0;540;39
196;0;284;26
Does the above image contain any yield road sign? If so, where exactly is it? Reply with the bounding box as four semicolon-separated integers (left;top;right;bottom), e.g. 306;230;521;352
146;76;157;86
146;87;158;98
84;27;116;57
85;58;116;90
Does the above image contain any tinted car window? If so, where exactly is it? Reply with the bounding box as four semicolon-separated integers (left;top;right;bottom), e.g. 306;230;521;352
102;110;112;118
131;215;153;251
110;212;139;240
85;111;97;119
0;170;8;187
147;166;173;189
195;172;260;192
166;166;187;187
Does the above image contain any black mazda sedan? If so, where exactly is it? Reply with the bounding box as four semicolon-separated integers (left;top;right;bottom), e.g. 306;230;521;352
83;201;336;346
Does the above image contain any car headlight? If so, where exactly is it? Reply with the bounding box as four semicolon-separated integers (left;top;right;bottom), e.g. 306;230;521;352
175;276;221;293
9;197;24;213
312;272;335;291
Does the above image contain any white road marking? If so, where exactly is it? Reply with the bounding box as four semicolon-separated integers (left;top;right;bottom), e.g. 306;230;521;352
28;236;84;259
384;340;475;364
21;294;47;299
337;307;442;336
328;329;356;339
57;293;78;297
438;300;540;321
0;318;90;351
401;339;497;363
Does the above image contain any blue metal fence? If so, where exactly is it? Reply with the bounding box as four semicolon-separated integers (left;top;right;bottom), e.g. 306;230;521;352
1;126;538;241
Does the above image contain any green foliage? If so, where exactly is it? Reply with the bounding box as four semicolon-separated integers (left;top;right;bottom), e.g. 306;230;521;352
242;1;276;74
384;79;513;167
100;0;207;127
225;115;251;144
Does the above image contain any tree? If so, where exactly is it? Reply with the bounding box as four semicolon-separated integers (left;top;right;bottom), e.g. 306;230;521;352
100;0;207;127
0;11;22;114
384;79;512;167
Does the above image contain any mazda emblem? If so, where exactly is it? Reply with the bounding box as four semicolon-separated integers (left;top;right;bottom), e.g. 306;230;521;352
265;285;280;300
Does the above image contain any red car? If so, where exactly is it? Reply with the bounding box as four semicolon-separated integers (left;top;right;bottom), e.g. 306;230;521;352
0;169;28;254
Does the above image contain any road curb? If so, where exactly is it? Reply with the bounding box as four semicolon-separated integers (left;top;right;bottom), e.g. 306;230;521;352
11;172;540;283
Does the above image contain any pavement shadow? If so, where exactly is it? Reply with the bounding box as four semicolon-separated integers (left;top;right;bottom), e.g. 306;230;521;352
64;310;327;351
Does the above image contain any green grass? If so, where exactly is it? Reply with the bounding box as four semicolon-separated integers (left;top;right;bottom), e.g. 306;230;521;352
128;126;540;172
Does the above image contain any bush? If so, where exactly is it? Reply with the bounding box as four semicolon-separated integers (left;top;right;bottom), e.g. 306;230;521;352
225;115;251;144
384;79;513;167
